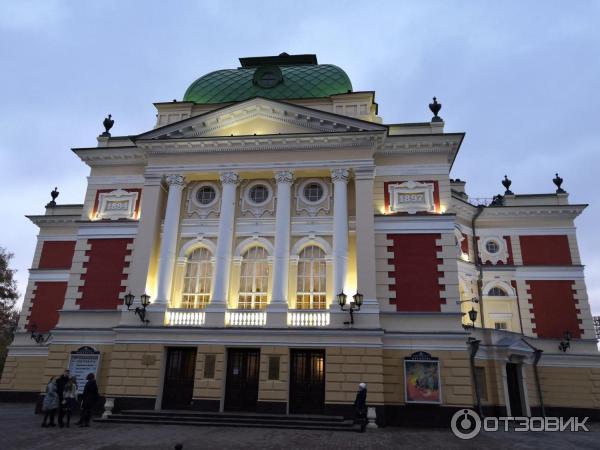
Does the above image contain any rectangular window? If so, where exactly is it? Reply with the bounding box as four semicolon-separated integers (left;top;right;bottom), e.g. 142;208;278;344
494;322;508;330
203;354;216;379
268;356;280;380
474;367;488;401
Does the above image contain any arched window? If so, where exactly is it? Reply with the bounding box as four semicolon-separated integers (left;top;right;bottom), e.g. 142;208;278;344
182;247;212;308
238;246;269;309
488;286;508;296
296;245;327;309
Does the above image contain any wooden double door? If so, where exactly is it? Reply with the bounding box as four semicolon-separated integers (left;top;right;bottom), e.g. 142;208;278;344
289;349;326;414
225;348;260;412
162;347;197;409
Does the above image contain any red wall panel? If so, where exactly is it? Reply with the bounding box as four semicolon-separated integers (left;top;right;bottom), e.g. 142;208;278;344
77;238;132;310
38;241;76;269
520;235;572;266
388;233;443;312
460;233;469;256
527;280;581;339
26;282;67;333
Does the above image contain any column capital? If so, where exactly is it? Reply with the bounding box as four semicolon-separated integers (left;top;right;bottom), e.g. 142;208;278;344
331;168;351;183
165;174;186;187
219;171;241;185
274;170;294;184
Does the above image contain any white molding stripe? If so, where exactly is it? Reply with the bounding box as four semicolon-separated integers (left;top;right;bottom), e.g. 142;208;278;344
77;225;139;237
87;175;146;186
376;164;450;176
37;235;79;242
28;270;70;282
375;215;455;233
458;226;577;236
515;266;585;280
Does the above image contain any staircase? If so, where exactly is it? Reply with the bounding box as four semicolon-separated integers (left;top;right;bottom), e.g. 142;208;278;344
96;409;359;432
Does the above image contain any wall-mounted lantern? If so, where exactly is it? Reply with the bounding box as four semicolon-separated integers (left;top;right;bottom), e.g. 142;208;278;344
457;298;479;329
124;292;151;325
558;330;572;352
29;323;52;344
338;291;363;325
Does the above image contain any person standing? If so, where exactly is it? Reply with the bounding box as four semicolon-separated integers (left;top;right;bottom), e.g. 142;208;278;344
354;382;368;433
62;376;78;427
41;377;59;427
78;373;99;427
56;369;70;427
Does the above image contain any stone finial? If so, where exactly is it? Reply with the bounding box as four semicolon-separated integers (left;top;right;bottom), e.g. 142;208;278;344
102;114;114;136
429;97;443;122
553;173;566;194
502;175;513;195
46;187;59;208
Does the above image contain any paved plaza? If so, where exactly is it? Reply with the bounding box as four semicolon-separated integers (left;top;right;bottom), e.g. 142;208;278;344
1;403;597;450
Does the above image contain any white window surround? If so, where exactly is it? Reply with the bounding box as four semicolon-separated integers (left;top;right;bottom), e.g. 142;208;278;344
295;178;331;216
241;180;275;217
479;235;509;265
96;189;139;220
482;280;517;297
191;182;220;208
387;181;435;214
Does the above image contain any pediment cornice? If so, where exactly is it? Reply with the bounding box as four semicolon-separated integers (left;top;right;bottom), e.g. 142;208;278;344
136;97;386;141
137;131;385;155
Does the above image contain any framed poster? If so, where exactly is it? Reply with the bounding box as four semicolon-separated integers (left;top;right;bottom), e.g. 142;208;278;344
404;352;441;404
67;346;101;394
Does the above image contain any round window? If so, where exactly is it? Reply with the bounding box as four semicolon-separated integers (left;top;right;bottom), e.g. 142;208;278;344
249;184;270;204
303;182;324;203
196;185;216;205
485;240;500;254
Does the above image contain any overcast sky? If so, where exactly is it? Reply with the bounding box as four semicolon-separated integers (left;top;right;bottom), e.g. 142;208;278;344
1;1;599;314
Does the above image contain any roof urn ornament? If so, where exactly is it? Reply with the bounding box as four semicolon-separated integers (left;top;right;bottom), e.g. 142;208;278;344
553;173;566;194
46;187;59;208
429;97;443;122
502;175;514;195
102;114;114;137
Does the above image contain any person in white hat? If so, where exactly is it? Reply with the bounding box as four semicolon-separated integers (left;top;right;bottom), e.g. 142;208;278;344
354;382;368;432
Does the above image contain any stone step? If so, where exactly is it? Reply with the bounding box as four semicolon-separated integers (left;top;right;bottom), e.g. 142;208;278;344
96;416;359;432
119;409;347;422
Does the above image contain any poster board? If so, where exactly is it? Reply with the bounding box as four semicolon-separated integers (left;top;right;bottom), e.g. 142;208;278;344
404;351;441;404
67;346;101;394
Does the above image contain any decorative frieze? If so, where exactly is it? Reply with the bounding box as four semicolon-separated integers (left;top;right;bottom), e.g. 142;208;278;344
96;189;139;220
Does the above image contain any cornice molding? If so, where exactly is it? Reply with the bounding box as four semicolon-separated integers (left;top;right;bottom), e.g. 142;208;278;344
27;215;81;227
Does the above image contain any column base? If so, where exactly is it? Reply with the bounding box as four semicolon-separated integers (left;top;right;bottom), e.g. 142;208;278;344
204;304;226;327
266;303;288;328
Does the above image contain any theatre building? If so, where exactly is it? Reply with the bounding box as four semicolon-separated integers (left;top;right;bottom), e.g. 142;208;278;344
1;53;599;425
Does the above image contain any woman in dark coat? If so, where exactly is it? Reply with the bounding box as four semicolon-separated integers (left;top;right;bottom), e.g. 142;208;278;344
41;377;59;427
78;373;99;427
354;382;367;432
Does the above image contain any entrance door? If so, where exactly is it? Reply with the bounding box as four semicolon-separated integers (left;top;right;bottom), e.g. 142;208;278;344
506;363;524;416
225;349;260;411
290;349;326;414
162;347;197;409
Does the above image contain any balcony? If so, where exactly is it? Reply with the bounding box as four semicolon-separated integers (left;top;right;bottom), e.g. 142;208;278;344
225;310;267;327
164;309;206;326
287;310;330;327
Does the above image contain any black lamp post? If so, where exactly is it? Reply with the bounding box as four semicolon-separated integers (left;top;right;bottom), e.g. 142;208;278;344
558;330;572;352
124;292;151;324
29;323;52;344
338;291;363;325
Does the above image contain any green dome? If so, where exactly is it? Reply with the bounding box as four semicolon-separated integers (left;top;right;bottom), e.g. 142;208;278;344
183;63;353;104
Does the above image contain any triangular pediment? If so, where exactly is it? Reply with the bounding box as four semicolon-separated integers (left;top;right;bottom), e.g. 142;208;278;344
136;97;386;141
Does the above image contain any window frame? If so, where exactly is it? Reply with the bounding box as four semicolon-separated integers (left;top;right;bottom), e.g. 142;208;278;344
296;245;327;310
181;247;213;309
238;246;270;309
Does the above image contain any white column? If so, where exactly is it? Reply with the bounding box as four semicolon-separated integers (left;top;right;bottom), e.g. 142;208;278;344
155;174;186;307
331;168;350;296
270;170;294;307
354;166;380;327
209;171;240;307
